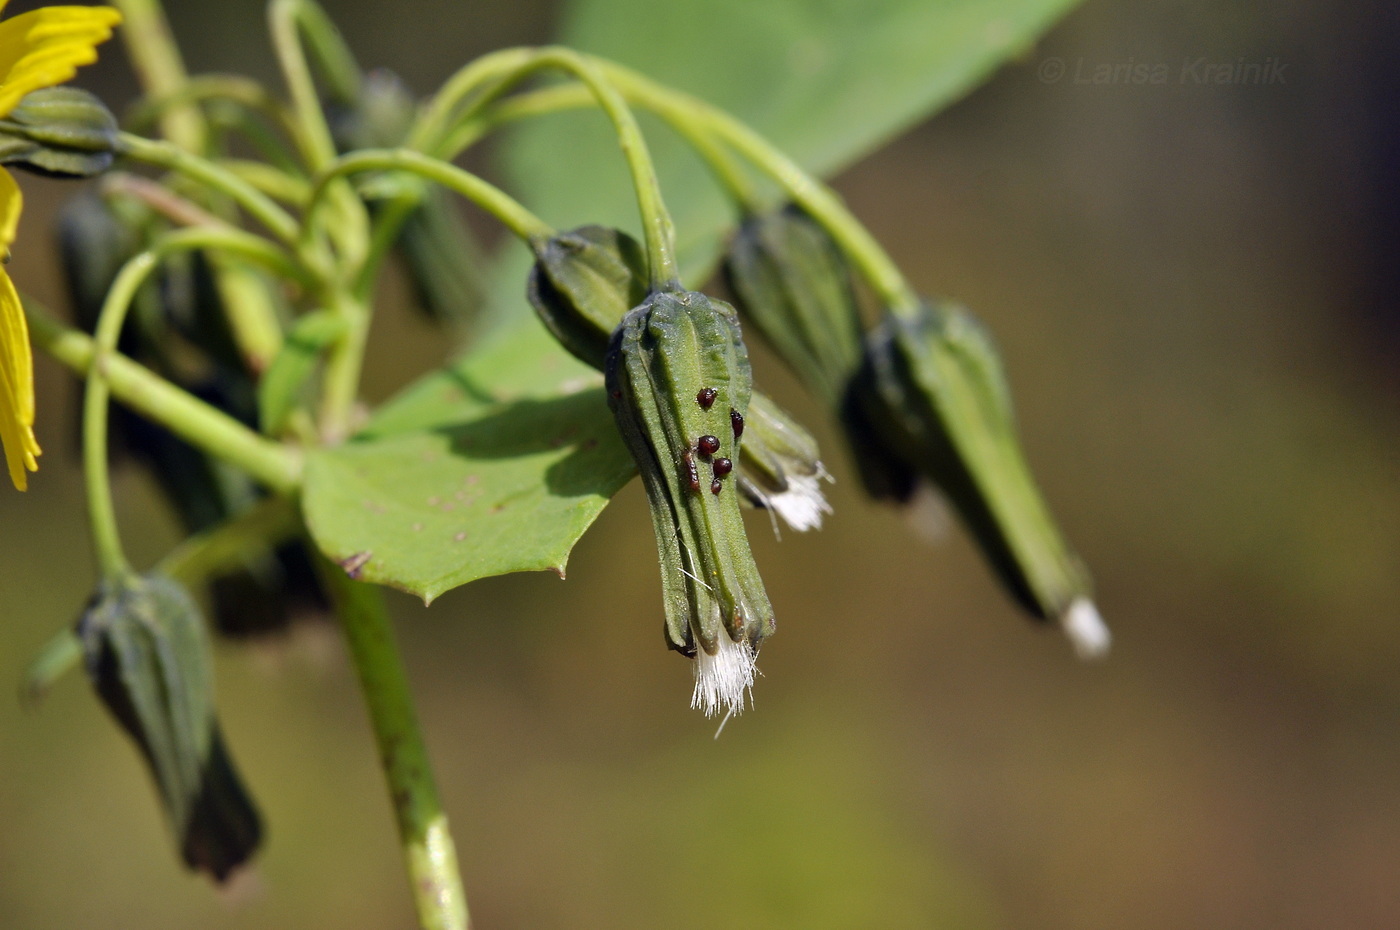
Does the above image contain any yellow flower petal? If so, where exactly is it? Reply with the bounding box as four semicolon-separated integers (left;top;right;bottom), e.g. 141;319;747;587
0;6;122;117
0;264;38;490
0;165;19;249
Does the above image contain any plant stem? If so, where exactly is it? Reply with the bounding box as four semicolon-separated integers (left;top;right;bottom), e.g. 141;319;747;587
268;0;370;267
118;133;303;247
412;47;680;289
25;301;302;494
124;73;303;147
157;495;302;584
316;563;468;930
308;149;554;245
113;0;206;152
597;62;923;315
317;286;368;442
443;83;760;211
267;0;340;171
84;227;298;575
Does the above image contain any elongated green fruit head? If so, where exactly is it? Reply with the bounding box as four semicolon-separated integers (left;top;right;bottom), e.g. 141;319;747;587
724;205;865;405
0;87;118;177
605;289;775;716
847;302;1108;658
737;392;832;533
528;225;648;368
76;573;263;880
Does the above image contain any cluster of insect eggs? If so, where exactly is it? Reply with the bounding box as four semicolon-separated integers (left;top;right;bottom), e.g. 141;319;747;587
686;387;741;495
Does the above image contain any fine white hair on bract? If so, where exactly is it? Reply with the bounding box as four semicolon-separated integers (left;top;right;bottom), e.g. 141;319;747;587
1061;598;1111;660
691;633;756;718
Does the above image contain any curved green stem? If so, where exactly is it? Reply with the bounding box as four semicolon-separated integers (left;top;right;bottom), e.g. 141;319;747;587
315;562;468;930
268;0;370;270
83;226;306;575
124;73;302;153
597;62;922;315
308;149;553;246
412;47;679;288
268;0;340;170
113;0;206;152
408;47;536;153
25;301;302;496
443;82;760;211
118;133;302;246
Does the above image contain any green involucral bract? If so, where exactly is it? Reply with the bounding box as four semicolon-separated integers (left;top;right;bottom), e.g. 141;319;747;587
527;224;648;368
735;392;832;532
846;302;1108;656
723;205;864;406
527;224;831;534
75;573;262;881
605;288;773;716
0;87;119;177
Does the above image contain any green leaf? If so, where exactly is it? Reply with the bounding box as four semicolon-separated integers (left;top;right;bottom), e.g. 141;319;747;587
76;573;262;882
304;0;1081;599
302;324;636;602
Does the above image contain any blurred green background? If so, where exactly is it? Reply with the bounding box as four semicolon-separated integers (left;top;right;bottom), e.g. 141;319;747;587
2;0;1398;928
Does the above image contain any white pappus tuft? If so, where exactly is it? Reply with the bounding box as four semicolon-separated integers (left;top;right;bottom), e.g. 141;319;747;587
767;470;833;533
1061;598;1111;660
691;633;756;718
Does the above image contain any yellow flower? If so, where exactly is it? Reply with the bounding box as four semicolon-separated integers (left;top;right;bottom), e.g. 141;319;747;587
0;2;120;490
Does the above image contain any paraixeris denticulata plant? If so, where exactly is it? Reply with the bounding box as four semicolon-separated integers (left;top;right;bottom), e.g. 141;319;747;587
5;0;1104;926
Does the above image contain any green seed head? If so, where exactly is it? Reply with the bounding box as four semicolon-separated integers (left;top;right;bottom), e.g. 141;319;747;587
528;225;648;368
847;302;1107;657
736;392;832;533
605;288;775;715
723;205;864;405
0;87;118;178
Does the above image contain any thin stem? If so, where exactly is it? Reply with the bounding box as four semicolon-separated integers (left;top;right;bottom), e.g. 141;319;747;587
216;159;313;206
308;149;553;245
267;0;339;171
316;285;367;442
157;495;301;585
124;73;302;154
113;0;206;151
315;562;468;930
598;62;923;315
25;300;302;494
444;83;760;210
268;0;370;268
83;248;157;578
21;629;82;707
118;133;302;247
407;47;536;153
412;47;679;288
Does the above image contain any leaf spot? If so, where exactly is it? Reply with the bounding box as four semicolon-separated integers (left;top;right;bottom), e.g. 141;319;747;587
340;551;372;580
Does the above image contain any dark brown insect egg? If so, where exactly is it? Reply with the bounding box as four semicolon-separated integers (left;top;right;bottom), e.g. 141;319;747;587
710;478;723;495
682;450;700;492
696;387;718;409
730;408;744;438
697;434;721;456
713;457;733;477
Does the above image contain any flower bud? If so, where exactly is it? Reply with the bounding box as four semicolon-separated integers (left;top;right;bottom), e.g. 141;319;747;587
736;392;832;533
76;573;262;881
846;302;1108;657
0;87;118;178
723;205;864;405
605;289;774;715
527;224;648;368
